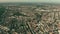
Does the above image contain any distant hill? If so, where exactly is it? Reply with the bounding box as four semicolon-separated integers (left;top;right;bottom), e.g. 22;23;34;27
0;2;60;6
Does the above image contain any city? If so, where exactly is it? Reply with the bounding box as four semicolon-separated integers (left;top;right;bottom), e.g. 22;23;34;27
0;4;60;34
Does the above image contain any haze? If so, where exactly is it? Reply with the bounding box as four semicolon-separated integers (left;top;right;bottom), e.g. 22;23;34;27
0;0;60;3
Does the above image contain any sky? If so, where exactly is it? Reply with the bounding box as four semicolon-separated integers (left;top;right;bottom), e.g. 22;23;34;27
0;0;60;3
